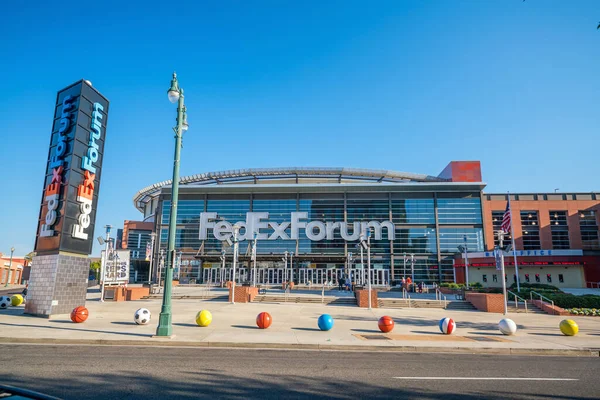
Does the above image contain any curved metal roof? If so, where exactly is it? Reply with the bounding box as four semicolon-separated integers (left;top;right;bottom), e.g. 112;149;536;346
132;167;448;211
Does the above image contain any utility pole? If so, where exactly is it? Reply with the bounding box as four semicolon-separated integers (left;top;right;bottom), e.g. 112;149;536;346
148;232;156;284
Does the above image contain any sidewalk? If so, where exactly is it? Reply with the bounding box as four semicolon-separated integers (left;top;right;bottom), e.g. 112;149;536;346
0;288;599;356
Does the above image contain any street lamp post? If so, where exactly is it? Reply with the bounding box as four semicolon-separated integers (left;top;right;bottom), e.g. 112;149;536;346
251;234;257;287
156;72;189;337
283;251;288;283
463;235;470;289
231;225;240;304
495;231;508;315
359;230;372;310
99;225;112;301
148;232;156;284
5;247;14;286
410;254;415;289
403;252;407;281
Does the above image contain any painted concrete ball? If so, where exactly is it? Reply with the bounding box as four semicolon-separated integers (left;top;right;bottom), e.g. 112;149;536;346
559;319;579;336
256;312;272;329
439;317;456;334
0;296;12;309
10;294;23;307
317;314;334;331
196;310;213;327
498;318;517;335
134;308;151;325
70;306;89;323
378;316;395;333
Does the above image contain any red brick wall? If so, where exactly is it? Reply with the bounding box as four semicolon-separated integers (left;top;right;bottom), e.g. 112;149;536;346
465;292;505;313
531;299;569;316
230;286;259;303
355;289;378;308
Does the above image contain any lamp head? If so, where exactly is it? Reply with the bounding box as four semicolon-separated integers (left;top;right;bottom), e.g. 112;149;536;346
167;72;180;103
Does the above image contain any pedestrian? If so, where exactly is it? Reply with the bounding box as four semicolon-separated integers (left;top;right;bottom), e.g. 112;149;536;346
418;281;423;294
406;276;412;292
401;277;406;289
22;284;28;303
345;276;351;291
338;274;344;291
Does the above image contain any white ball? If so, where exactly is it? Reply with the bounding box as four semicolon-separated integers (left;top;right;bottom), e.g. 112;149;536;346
134;308;151;325
0;296;11;309
499;318;517;335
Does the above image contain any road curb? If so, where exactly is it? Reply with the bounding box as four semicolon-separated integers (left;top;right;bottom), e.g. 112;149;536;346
0;337;597;357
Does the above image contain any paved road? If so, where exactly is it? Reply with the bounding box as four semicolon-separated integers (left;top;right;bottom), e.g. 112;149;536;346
1;345;598;399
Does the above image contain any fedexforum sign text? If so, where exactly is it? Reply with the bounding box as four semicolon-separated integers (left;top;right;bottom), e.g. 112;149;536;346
199;212;395;241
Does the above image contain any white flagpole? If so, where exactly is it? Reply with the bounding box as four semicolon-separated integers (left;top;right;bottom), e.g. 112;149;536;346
507;192;520;292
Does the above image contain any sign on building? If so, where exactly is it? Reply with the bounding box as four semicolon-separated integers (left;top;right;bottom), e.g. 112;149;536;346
101;250;130;284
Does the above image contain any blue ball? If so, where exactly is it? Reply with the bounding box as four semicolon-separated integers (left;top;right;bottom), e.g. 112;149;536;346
318;314;334;331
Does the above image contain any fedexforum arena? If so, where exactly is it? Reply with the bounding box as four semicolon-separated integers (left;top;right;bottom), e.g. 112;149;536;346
133;161;489;287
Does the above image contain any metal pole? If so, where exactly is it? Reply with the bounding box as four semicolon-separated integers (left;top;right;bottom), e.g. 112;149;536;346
410;254;415;284
156;73;186;337
149;233;156;284
360;244;364;285
498;231;508;315
367;231;372;310
464;235;470;289
507;193;520;292
290;253;293;285
231;226;239;304
100;225;111;302
252;237;257;287
221;250;226;285
6;247;14;286
403;252;406;281
284;251;288;283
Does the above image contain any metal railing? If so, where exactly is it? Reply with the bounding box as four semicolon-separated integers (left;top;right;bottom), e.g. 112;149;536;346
435;288;447;309
530;290;554;309
507;290;528;313
586;281;600;289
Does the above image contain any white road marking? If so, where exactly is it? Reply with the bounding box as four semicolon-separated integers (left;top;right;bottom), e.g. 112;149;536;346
393;377;578;381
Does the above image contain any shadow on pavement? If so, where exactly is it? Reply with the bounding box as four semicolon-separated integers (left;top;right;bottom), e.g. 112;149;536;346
231;325;259;329
528;332;564;337
291;327;321;332
351;328;380;333
0;322;150;338
174;323;200;328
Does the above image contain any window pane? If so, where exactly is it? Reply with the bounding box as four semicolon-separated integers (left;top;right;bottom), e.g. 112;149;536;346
521;211;540;250
550;211;570;249
437;197;482;224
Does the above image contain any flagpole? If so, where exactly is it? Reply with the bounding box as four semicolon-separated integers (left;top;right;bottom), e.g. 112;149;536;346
507;192;520;292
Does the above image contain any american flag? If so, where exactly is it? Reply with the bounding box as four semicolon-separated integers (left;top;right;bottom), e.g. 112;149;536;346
501;203;511;234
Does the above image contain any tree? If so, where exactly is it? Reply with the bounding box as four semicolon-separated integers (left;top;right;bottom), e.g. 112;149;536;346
90;260;101;281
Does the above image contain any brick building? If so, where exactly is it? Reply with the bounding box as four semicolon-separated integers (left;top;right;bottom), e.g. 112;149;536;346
0;252;28;285
454;193;600;288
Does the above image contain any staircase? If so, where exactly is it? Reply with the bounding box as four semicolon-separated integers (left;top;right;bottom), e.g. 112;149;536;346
141;293;228;301
446;301;477;311
507;301;546;314
254;295;357;306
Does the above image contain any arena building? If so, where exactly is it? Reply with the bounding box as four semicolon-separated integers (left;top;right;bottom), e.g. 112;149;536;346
132;162;486;287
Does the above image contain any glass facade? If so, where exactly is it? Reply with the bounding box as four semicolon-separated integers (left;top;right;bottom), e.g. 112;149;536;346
156;190;484;284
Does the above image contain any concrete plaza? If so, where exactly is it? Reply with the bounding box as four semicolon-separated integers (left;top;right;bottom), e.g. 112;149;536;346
0;286;599;356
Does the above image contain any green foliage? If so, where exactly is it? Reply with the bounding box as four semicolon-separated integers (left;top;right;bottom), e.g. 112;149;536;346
439;283;451;288
448;283;460;289
509;282;562;292
567;308;600;316
469;282;483;289
549;294;600;309
89;260;101;281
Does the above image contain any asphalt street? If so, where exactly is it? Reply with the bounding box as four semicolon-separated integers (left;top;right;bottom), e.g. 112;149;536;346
0;345;598;399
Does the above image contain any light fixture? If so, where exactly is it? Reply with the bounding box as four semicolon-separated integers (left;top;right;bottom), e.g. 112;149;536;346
555;221;559;225
554;213;558;219
524;230;528;234
528;213;532;219
167;72;180;103
532;221;536;225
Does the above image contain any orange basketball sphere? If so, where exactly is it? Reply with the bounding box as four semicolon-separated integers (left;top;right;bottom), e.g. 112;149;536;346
256;312;272;329
70;306;89;323
378;316;394;333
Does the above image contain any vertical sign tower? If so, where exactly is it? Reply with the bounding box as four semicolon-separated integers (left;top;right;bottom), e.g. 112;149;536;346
26;80;110;317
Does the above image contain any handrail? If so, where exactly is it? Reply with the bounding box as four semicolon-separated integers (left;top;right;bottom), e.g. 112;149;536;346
530;290;554;309
435;288;447;309
507;290;528;314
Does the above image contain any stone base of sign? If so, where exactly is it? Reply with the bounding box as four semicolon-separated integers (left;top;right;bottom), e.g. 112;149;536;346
104;286;150;301
25;253;89;317
355;289;378;308
229;286;259;303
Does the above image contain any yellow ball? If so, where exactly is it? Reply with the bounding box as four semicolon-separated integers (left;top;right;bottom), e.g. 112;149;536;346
196;310;212;327
10;294;23;306
559;319;579;336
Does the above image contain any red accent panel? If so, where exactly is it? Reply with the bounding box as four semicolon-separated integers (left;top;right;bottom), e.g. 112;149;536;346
438;161;482;182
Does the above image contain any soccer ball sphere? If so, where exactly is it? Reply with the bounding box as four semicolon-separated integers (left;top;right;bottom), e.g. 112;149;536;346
134;308;151;325
0;296;11;309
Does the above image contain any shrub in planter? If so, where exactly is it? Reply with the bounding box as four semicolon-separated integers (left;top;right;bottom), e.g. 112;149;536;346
549;294;600;309
448;283;460;290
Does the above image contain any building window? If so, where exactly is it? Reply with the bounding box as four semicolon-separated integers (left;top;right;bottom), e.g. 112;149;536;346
547;274;552;283
521;211;541;250
550;211;570;249
559;274;564;283
492;210;512;248
535;274;540;283
482;274;487;282
525;274;530;282
493;274;497;282
580;210;599;250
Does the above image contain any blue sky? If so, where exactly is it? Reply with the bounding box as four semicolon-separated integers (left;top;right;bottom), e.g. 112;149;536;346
0;1;598;257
